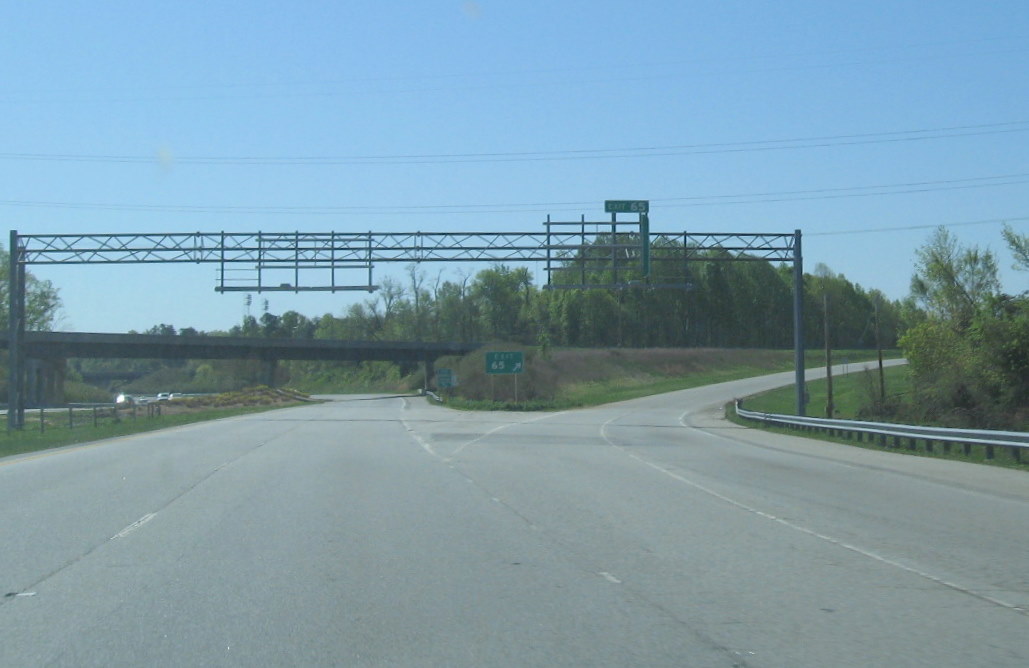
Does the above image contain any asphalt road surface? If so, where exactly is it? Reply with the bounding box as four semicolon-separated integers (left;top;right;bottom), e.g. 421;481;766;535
2;365;1027;667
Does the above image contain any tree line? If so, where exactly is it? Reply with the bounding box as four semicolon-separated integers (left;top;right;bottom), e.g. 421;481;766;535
218;252;903;352
3;237;909;395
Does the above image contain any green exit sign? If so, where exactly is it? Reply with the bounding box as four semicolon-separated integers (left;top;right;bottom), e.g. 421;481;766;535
485;351;524;375
605;200;649;214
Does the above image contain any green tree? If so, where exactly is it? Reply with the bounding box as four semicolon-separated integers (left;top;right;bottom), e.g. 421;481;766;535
434;275;478;343
0;244;63;331
910;227;999;327
278;310;315;339
1002;224;1029;271
471;265;534;342
899;227;1027;429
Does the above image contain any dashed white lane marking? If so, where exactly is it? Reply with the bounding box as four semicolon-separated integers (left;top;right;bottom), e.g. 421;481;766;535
447;411;568;459
598;571;622;584
402;421;439;457
600;416;1028;616
401;405;567;461
111;512;156;540
449;422;522;458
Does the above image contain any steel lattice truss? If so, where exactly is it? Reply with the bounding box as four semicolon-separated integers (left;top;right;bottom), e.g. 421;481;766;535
14;227;798;292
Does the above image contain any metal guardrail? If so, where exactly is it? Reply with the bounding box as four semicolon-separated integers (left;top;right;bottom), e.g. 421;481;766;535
6;401;164;433
735;401;1029;462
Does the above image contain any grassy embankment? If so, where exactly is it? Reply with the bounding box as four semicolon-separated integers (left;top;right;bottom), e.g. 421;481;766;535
0;387;313;460
434;347;894;410
728;366;1028;470
738;362;910;418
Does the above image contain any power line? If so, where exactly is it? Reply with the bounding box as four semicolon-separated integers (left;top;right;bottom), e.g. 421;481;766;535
1;173;1027;216
807;216;1029;236
658;173;1029;208
0;122;1025;166
2;35;1024;104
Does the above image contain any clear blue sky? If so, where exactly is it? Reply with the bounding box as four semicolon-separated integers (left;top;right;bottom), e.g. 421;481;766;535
3;1;1027;333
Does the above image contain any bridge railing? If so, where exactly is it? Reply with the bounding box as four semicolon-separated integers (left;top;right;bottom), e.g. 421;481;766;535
734;400;1029;463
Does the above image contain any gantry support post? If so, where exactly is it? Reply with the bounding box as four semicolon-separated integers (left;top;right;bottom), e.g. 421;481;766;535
8;230;25;429
793;229;806;417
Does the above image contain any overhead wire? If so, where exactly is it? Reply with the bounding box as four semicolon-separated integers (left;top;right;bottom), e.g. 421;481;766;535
807;216;1029;236
1;35;1024;104
0;121;1026;165
0;173;1027;215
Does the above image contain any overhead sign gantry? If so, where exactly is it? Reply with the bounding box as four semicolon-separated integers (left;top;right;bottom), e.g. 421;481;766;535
7;204;806;427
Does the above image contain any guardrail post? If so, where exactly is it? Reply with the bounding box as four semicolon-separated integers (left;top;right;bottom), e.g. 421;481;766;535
68;406;73;429
39;407;44;433
93;406;98;428
735;404;1026;463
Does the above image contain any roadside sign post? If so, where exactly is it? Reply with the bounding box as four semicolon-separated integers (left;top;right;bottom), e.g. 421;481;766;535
485;351;524;403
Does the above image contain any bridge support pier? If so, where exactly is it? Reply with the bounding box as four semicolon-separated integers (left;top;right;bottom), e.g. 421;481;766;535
24;358;67;407
424;359;435;391
262;359;278;387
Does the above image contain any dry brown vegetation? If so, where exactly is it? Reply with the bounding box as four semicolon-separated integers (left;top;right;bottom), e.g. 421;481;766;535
436;346;802;407
161;386;313;414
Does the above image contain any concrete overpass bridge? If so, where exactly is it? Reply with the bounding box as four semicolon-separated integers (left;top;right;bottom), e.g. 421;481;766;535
1;331;480;407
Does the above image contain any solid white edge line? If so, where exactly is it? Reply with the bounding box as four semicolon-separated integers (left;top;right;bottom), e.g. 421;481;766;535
599;415;1028;616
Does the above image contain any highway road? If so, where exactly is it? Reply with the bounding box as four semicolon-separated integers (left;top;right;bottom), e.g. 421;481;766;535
2;365;1027;667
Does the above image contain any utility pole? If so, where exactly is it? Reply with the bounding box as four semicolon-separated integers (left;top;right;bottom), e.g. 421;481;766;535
874;300;886;407
823;293;834;418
